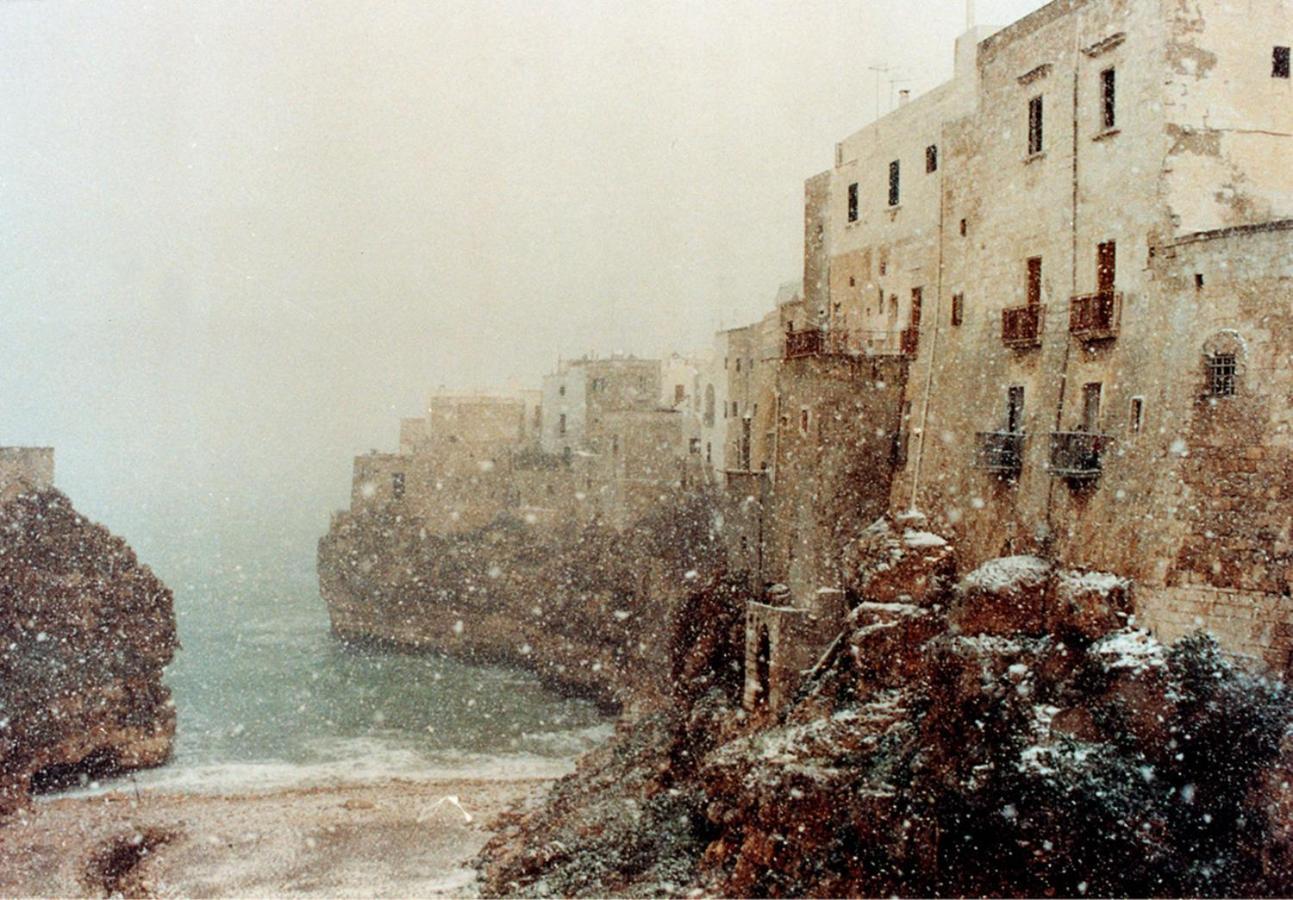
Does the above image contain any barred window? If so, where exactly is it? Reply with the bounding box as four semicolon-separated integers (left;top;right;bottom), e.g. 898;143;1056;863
951;292;964;327
1209;353;1236;397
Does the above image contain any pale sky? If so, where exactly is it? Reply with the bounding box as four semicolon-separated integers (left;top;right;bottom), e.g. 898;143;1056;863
0;0;1048;580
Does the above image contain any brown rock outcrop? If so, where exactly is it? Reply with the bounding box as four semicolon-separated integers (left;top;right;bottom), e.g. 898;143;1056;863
0;490;177;814
478;524;1293;897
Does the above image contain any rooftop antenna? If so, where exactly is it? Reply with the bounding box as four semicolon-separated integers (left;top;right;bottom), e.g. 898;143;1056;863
867;64;890;123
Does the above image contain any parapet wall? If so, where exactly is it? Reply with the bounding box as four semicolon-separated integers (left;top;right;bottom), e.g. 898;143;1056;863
0;448;54;502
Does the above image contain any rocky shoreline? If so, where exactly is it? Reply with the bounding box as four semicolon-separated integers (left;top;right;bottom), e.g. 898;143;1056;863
0;489;178;815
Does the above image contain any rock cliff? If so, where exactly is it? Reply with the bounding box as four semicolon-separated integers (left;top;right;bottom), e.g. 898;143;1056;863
477;517;1293;897
317;491;728;711
0;489;177;813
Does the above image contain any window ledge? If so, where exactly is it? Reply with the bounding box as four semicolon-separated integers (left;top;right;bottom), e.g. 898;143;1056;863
1093;127;1121;142
1024;151;1047;165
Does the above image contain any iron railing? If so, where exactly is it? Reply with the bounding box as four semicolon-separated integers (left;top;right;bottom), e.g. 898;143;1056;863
1049;431;1112;480
1002;304;1045;348
976;431;1025;475
1069;291;1122;341
784;328;823;359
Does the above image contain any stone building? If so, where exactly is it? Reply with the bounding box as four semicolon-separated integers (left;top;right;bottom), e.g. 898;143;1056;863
0;447;54;503
740;0;1293;703
539;355;662;457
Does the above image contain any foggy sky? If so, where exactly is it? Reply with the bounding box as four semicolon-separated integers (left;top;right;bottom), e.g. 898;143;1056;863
0;0;1048;582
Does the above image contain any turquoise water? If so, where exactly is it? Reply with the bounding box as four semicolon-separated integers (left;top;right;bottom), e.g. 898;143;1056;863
84;530;609;795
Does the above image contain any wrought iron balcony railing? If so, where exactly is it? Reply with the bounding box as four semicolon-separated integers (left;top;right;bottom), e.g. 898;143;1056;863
784;328;823;359
1002;304;1045;349
976;431;1025;475
1049;431;1112;480
1069;290;1122;341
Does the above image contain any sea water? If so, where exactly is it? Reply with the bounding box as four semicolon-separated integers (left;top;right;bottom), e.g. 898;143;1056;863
70;527;610;797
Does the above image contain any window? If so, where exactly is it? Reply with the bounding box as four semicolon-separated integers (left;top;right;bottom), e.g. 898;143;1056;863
910;287;923;329
558;413;567;435
951;292;964;327
611;434;619;455
558;385;566;397
1275;46;1291;79
1007;386;1025;433
674;384;685;404
848;275;855;287
1129;397;1144;434
1097;240;1116;293
1028;95;1044;155
735;358;741;372
1209;353;1237;397
1026;256;1043;307
926;144;938;173
391;472;405;499
959;218;968;237
705;441;712;463
847;182;859;222
800;408;810;434
888;160;901;206
1195;273;1205;290
1082;383;1102;431
1100;68;1116;130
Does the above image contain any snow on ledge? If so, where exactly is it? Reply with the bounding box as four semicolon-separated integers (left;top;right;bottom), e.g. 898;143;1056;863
1090;627;1165;672
902;529;948;549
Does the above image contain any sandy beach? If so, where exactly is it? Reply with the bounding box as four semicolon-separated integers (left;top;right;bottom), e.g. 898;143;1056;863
0;776;548;898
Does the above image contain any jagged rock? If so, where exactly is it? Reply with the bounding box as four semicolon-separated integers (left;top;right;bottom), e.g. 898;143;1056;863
844;515;956;608
0;490;177;814
951;554;1052;635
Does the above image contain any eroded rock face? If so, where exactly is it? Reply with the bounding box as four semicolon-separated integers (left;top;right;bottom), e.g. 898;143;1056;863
318;492;728;711
0;490;177;813
478;523;1293;897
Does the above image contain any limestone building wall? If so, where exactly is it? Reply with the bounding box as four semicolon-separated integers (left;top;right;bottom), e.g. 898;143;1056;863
0;447;54;502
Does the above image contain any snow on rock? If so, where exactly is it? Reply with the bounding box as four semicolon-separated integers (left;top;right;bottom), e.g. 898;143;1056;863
1090;627;1166;673
961;555;1051;594
902;529;947;549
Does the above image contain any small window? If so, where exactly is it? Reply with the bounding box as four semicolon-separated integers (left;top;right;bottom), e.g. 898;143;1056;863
1100;68;1116;130
800;408;810;434
849;275;855;287
847;182;859;222
951;292;964;327
1195;273;1205;290
1026;256;1043;307
735;358;741;372
1129;397;1144;434
675;384;685;403
705;441;712;463
1028;95;1044;155
879;259;887;276
612;434;619;455
392;472;405;499
888;160;901;206
959;218;968;237
1275;46;1291;79
558;413;567;435
1209;353;1237;397
558;385;566;397
925;144;938;173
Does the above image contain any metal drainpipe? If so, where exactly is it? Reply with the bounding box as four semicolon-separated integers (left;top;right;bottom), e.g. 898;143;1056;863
908;129;947;512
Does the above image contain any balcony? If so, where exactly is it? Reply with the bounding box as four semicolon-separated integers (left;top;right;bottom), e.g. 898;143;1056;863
1069;291;1122;341
976;431;1025;476
1002;304;1045;349
900;326;920;357
784;328;823;359
1049;431;1113;481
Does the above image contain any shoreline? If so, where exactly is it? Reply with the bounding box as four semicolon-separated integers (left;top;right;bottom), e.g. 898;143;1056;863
0;774;553;897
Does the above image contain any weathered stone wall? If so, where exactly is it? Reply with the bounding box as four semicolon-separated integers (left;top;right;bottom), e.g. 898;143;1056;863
765;354;908;606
